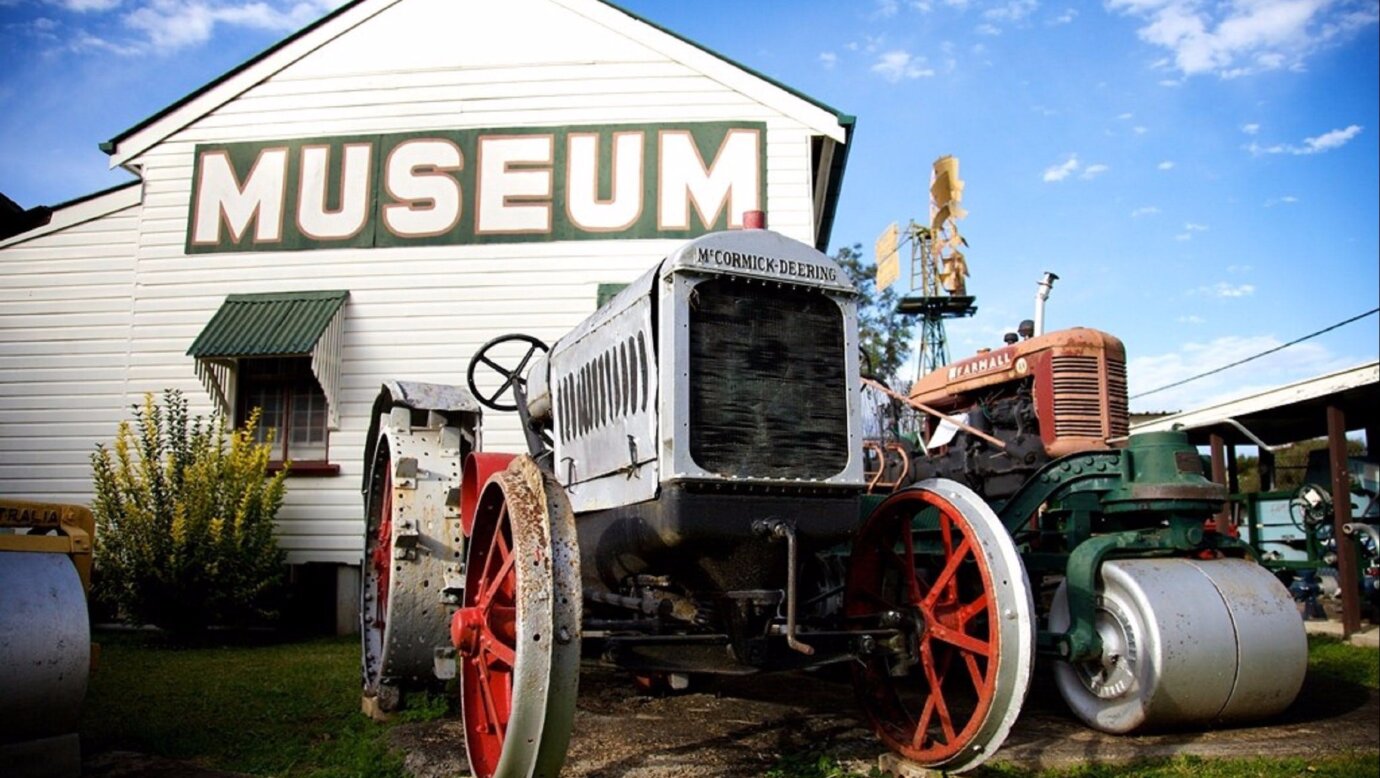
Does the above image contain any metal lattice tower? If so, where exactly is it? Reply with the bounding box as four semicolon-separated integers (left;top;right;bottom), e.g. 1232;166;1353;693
898;222;976;377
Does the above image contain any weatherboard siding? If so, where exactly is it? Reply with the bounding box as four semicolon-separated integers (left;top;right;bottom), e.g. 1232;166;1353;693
0;204;139;503
108;0;825;563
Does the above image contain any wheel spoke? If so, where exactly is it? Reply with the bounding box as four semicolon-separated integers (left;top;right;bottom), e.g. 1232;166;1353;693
479;505;510;587
481;553;516;613
482;629;516;668
921;640;957;744
962;650;986;693
900;519;925;605
474;660;507;737
929;621;991;657
922;536;974;610
957;595;989;627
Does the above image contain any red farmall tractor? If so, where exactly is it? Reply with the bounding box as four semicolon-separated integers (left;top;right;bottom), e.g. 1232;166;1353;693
359;227;1306;775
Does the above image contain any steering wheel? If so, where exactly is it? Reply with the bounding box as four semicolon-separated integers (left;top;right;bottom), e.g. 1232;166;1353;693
467;334;549;412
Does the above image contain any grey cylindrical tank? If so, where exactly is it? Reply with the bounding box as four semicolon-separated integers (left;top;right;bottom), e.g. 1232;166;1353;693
0;552;91;742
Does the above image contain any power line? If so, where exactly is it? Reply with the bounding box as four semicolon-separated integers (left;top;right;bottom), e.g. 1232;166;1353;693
1130;307;1380;400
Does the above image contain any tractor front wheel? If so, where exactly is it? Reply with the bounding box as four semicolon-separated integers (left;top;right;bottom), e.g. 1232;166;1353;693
454;456;581;778
845;479;1035;773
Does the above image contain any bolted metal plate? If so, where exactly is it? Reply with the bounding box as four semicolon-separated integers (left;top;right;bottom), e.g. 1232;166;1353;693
361;411;465;701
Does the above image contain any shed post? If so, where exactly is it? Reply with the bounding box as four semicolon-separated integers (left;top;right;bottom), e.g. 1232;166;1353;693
1210;432;1229;529
1326;403;1361;636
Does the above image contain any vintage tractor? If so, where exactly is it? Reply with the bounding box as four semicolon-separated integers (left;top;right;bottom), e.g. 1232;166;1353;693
360;225;1306;775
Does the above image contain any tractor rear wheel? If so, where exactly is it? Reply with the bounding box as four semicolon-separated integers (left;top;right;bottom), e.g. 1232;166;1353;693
454;456;581;778
845;479;1035;773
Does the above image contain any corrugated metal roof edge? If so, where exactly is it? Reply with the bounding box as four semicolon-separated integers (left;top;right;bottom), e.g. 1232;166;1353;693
187;291;349;358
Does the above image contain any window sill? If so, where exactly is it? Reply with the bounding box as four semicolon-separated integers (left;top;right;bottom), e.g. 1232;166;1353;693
268;462;341;477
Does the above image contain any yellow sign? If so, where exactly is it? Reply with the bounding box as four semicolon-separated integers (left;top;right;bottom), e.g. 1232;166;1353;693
874;222;900;291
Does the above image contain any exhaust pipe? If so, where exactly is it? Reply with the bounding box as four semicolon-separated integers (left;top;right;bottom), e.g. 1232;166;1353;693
1034;271;1059;336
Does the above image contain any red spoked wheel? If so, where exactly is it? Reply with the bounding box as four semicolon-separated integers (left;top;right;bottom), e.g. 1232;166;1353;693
845;478;1034;773
361;444;400;711
454;456;581;778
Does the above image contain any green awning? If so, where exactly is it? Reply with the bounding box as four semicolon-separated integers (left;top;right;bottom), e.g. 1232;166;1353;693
188;290;349;429
188;290;349;358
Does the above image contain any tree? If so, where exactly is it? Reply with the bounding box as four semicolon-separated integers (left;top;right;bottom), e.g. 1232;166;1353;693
834;243;914;385
1233;437;1366;494
91;390;289;635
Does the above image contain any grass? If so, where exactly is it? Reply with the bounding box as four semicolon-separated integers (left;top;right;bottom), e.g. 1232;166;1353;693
770;636;1380;778
82;630;447;777
80;630;1378;777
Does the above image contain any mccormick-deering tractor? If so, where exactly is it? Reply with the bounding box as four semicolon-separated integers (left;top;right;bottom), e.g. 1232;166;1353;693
359;224;1306;775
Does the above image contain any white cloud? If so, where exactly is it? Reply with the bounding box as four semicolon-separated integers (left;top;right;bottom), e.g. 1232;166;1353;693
1246;124;1363;155
1175;233;1192;241
1191;282;1255;298
1117;112;1134;120
819;51;837;69
1049;7;1077;25
873;0;900;19
1226;263;1253;273
1241;122;1261;134
984;0;1038;23
1264;195;1299;207
1129;334;1355;412
1177;314;1205;324
1184;222;1208;231
48;0;122;10
122;1;342;54
1157;160;1175;170
975;22;1002;35
1133;125;1148;134
1080;163;1109;179
1042;154;1079;182
1131;205;1160;217
1107;0;1379;79
871;49;935;81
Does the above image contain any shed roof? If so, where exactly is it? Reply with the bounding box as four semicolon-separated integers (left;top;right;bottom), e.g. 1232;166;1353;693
1129;361;1379;447
187;290;350;358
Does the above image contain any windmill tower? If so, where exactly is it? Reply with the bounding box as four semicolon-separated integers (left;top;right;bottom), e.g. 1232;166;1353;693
882;156;977;376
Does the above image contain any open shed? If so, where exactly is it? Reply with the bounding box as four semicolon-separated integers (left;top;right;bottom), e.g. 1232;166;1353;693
1132;361;1379;635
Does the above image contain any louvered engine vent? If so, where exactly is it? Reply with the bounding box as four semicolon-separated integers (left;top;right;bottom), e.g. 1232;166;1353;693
1051;354;1108;438
688;278;848;480
1106;356;1129;438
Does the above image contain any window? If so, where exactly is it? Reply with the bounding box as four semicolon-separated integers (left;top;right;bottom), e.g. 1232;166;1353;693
237;357;330;465
188;290;348;477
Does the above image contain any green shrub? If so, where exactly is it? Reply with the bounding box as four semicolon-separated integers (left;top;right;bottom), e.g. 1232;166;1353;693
91;390;289;634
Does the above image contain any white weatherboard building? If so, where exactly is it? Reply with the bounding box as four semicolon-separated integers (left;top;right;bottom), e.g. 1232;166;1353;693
0;0;852;628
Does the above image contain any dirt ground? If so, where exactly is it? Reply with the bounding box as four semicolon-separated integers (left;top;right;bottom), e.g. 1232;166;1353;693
388;658;1380;778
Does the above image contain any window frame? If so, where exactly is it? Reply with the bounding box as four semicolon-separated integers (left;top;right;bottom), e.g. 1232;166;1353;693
235;356;340;477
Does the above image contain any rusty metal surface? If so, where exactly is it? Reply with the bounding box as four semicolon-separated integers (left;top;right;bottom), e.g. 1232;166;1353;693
469;456;582;778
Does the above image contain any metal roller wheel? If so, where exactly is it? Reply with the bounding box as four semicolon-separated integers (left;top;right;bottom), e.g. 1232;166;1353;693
1049;557;1306;734
361;413;465;712
845;479;1035;773
454;456;581;778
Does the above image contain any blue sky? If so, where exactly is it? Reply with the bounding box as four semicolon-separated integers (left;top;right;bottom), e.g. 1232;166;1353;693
2;0;1377;414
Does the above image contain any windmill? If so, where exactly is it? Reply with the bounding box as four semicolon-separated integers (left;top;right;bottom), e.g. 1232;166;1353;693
875;155;978;378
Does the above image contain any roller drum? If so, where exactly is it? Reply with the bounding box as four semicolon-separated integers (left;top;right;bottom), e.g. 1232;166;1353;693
0;552;90;742
1050;558;1305;733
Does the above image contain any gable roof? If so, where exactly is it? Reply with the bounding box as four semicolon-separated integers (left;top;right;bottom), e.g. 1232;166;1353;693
101;0;853;162
0;180;141;249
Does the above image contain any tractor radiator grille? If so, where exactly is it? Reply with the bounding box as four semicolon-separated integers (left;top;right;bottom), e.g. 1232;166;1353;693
1106;356;1129;437
688;278;848;480
1051;355;1108;438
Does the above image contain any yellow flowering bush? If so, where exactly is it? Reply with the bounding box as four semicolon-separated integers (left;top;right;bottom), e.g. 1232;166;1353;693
91;390;289;633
